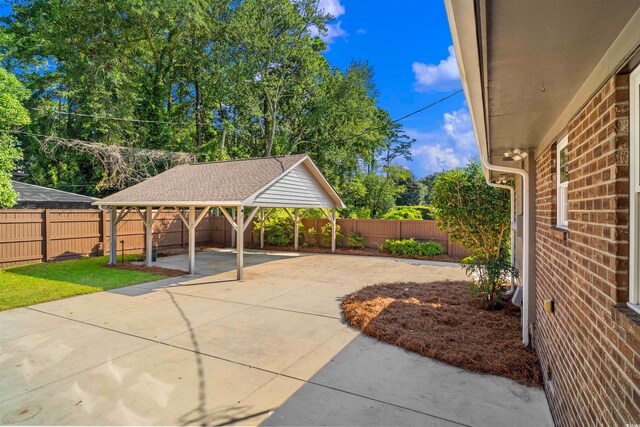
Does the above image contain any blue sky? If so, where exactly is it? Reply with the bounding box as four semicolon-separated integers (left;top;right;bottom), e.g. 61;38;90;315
316;0;478;177
0;0;478;178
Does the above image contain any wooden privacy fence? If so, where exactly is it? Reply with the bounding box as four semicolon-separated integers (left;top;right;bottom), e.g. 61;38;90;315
301;218;469;257
0;209;468;268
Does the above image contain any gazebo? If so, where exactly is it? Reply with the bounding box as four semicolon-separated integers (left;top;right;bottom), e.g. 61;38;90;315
93;154;345;279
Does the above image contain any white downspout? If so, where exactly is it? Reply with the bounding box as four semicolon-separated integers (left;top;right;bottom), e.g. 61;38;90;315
481;157;530;346
487;181;516;294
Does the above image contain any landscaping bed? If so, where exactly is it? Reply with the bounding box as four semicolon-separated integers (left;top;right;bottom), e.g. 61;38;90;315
245;244;464;263
341;280;542;386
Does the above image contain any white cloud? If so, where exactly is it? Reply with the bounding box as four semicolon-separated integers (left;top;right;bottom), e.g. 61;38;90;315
309;0;348;47
400;106;478;176
443;108;475;149
412;45;461;92
412;144;461;171
356;28;367;35
317;0;345;18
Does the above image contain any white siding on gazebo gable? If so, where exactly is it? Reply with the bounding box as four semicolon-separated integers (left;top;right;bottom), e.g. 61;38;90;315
250;162;336;208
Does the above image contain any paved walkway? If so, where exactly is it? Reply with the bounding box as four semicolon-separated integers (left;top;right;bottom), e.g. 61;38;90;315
0;250;553;426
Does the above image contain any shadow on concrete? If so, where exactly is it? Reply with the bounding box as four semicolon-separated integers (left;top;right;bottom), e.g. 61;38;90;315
107;250;297;297
261;333;554;427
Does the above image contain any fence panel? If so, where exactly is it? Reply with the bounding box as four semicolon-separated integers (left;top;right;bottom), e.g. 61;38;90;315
0;209;469;268
0;209;44;267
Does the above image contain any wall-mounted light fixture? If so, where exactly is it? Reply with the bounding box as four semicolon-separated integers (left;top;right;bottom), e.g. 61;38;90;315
503;148;528;162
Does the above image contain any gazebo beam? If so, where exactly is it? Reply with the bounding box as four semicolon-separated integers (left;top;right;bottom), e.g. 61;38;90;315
260;208;265;248
109;208;117;264
145;207;153;266
237;206;245;280
188;206;196;274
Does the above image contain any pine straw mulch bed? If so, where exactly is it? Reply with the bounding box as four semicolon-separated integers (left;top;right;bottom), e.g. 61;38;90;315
341;281;542;386
104;263;188;277
245;244;464;263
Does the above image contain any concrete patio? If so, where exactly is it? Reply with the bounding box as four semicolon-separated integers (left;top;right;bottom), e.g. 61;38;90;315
0;250;553;426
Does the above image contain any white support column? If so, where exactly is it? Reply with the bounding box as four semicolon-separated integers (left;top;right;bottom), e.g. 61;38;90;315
237;206;244;280
294;208;299;250
145;207;153;266
231;208;236;248
260;208;265;249
188;206;196;274
109;208;117;264
331;208;337;253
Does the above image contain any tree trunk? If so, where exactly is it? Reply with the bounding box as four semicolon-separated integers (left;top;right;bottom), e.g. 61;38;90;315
195;80;202;147
266;106;277;157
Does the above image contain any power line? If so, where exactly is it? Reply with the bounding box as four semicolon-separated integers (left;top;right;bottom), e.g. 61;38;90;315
391;89;463;123
25;89;464;129
26;107;210;126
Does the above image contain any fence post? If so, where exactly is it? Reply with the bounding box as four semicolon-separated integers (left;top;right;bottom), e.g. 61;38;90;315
447;233;452;255
43;209;51;262
99;210;106;256
396;220;402;240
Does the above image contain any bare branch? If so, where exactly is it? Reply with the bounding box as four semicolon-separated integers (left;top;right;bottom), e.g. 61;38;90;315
37;135;196;191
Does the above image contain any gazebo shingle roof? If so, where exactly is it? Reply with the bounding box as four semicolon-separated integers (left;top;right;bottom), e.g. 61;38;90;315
98;154;309;205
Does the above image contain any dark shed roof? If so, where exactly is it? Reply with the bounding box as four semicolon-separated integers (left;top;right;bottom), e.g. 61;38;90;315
11;181;98;209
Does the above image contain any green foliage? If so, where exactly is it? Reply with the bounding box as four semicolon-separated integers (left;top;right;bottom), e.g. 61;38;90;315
1;0;409;199
462;256;518;310
382;239;444;257
320;222;343;248
0;67;30;208
429;159;511;263
347;231;366;249
254;213;302;247
383;206;431;220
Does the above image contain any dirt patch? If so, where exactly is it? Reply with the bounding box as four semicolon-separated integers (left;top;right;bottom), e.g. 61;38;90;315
341;281;542;386
104;263;187;277
245;244;464;263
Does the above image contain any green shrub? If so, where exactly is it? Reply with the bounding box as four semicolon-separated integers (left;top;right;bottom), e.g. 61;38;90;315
347;231;366;249
383;206;432;220
254;215;303;247
320;222;343;248
382;238;444;257
462;256;518;310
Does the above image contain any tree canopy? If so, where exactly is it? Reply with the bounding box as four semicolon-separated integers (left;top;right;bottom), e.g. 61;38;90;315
0;0;415;211
429;159;511;262
0;67;30;207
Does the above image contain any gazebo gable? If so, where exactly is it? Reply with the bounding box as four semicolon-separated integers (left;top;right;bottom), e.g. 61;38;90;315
243;157;344;208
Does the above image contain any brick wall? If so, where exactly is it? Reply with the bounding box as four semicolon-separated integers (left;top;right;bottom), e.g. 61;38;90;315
534;75;640;426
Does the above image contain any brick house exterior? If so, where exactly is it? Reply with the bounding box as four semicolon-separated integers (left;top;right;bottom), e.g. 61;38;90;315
446;1;640;425
535;75;640;425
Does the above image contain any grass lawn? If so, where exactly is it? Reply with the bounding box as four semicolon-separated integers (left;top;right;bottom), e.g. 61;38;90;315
0;256;168;311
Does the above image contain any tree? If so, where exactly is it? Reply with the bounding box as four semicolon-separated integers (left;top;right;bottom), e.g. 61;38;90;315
1;0;408;201
429;159;513;309
0;67;30;207
429;159;510;262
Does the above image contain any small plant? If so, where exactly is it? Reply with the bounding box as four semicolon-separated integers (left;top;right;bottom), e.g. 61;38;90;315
254;214;303;247
347;231;366;249
462;256;518;310
320;222;343;248
382;238;444;257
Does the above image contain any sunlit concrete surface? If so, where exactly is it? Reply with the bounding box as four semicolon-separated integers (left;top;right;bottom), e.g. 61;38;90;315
0;249;552;426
